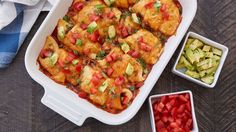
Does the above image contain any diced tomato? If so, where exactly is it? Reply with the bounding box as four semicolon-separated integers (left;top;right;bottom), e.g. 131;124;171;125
186;102;191;112
89;31;99;42
156;120;165;129
94;73;103;79
90;88;97;94
106;68;114;76
160;96;168;104
91;75;100;86
40;49;53;58
105;55;113;62
122;96;129;105
76;63;82;72
186;119;193;129
185;93;190;100
171;107;178;117
121;26;129;38
110;53;118;61
89;14;100;21
72;33;80;39
160;4;167;12
57;59;65;67
169;95;178;99
73;2;84;11
144;2;154;9
165;102;172;111
70;35;76;44
161;116;168;123
115;76;125;86
163;12;169;20
138;36;144;43
66;52;77;63
78;91;87;99
97;36;104;44
140;42;152;52
157;102;165;112
107;12;115;19
136;82;144;88
179;94;188;102
80;23;88;30
177;104;185;113
61;68;71;74
131;51;140;58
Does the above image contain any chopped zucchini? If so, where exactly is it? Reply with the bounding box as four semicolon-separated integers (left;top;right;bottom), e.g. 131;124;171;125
182;56;195;71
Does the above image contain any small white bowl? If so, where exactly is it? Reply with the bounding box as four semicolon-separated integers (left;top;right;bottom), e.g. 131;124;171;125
172;32;229;88
149;90;198;132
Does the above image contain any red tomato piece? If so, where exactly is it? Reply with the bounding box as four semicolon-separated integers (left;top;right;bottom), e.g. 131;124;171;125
140;42;152;52
157;102;165;112
186;119;193;129
90;88;97;94
40;49;53;58
91;75;100;86
138;36;144;43
186;102;191;112
89;31;99;42
107;12;115;19
122;96;129;105
136;82;144;88
115;76;125;86
121;26;129;38
89;14;100;21
57;59;65;67
156;120;165;129
80;23;88;30
106;68;114;76
97;36;104;44
160;4;167;12
61;68;71;74
177;104;185;113
160;96;168;104
70;35;76;44
170;122;179;128
110;53;118;61
179;94;188;102
144;2;154;9
163;12;169;20
131;51;140;58
185;93;190;100
171;107;178;117
105;55;113;62
76;63;82;73
73;2;84;11
66;52;77;63
78;91;87;99
161;115;168;123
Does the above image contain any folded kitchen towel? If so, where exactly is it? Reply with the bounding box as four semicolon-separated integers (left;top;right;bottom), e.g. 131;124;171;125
0;0;47;68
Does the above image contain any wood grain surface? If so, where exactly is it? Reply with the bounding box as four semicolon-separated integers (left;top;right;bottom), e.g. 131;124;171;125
0;0;236;131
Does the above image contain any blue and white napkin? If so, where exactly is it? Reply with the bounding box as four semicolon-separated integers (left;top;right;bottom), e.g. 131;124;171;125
0;0;51;68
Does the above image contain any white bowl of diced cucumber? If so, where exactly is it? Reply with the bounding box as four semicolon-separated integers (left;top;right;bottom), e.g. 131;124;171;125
172;32;228;88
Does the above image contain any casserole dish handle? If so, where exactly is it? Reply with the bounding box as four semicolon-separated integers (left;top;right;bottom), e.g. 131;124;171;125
41;85;88;126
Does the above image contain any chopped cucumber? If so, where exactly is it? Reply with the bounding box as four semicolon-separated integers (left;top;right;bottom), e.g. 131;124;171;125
202;45;211;52
57;26;65;40
185;48;196;64
189;39;203;50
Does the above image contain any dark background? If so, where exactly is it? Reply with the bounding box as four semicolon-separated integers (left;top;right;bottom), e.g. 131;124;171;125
0;0;236;131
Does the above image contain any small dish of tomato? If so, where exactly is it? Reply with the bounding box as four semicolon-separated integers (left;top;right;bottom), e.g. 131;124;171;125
148;91;198;132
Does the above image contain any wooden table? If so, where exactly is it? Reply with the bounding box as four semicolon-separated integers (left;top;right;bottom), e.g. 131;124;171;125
0;0;236;131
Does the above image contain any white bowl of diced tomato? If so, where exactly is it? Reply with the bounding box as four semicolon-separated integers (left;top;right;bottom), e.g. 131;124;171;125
149;90;198;132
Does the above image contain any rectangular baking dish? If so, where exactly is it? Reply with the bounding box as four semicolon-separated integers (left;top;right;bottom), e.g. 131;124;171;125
25;0;197;126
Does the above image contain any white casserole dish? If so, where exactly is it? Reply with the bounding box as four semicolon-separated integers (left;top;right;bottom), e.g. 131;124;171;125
25;0;197;126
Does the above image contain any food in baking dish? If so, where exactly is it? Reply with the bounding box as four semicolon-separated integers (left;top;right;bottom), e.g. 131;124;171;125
38;0;182;113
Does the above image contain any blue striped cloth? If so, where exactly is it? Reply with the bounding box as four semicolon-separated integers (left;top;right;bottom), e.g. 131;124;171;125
0;0;46;68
